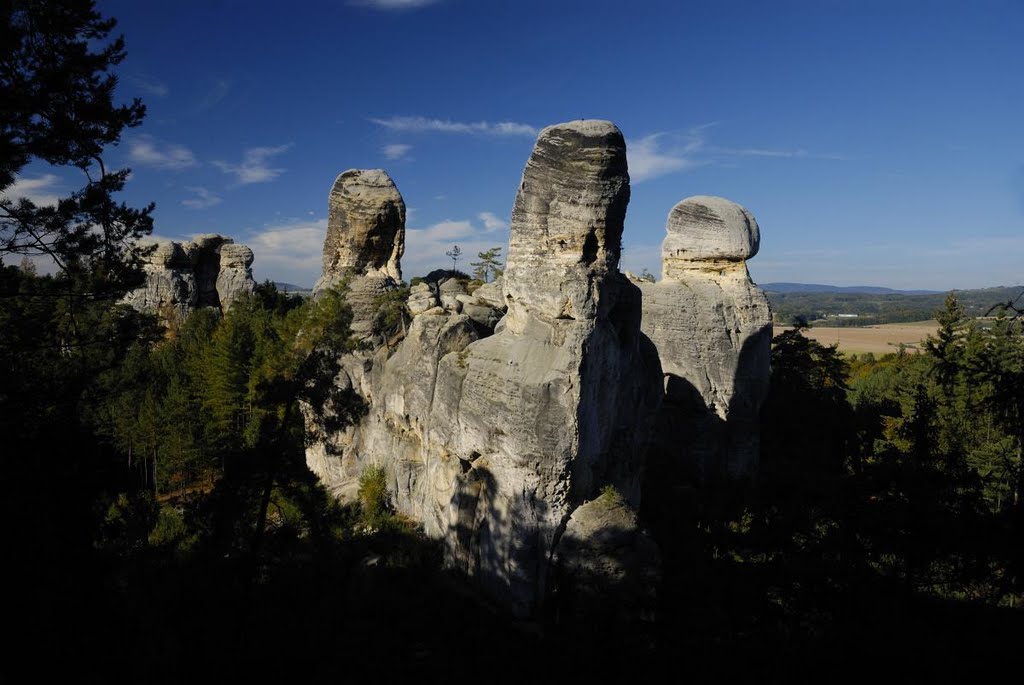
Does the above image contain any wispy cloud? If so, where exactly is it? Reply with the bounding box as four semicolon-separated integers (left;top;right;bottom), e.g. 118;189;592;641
351;0;442;9
718;147;852;161
128;73;169;98
383;143;412;160
1;174;61;206
627;130;704;183
213;145;291;184
626;123;850;182
370;116;537;137
248;218;327;286
192;78;232;113
181;186;222;210
128;135;198;170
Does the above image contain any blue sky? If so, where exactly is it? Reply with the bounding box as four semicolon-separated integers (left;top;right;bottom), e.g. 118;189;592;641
13;0;1024;289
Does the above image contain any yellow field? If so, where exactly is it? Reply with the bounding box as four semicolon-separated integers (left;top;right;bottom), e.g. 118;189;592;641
779;320;938;355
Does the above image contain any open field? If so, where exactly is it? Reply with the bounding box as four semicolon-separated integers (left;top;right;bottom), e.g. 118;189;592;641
780;320;939;355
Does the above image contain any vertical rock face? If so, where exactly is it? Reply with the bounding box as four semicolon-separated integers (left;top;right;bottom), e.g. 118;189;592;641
313;169;405;336
503;120;629;325
637;196;771;481
123;234;256;321
306;121;663;616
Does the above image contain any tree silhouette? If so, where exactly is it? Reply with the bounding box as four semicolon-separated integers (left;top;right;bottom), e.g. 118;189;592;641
445;244;462;272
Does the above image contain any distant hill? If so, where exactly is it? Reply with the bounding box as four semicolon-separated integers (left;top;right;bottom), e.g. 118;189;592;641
761;282;940;295
273;282;312;293
765;285;1023;327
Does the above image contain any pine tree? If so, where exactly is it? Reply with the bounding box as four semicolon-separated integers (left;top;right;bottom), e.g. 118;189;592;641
470;246;503;282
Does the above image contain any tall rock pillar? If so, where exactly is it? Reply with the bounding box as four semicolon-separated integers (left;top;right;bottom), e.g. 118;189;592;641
637;196;772;481
314;169;406;337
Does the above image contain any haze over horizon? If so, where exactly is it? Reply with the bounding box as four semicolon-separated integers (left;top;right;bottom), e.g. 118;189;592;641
10;0;1023;291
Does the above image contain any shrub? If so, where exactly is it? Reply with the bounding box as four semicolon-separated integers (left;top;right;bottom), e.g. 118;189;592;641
358;464;390;526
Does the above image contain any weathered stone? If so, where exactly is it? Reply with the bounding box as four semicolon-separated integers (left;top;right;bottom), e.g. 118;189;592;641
313;169;406;336
183;234;230;308
123;234;256;322
407;284;439;316
639;196;771;480
503;120;629;326
473;277;506;311
216;243;256;311
662;195;759;277
306;128;772;622
306;120;663;617
462;303;502;329
315;169;405;292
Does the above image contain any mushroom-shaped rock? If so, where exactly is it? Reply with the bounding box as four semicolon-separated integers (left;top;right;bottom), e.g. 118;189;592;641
662;196;760;279
639;196;771;481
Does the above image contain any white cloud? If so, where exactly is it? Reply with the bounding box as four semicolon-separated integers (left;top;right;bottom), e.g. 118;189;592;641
383;143;412;160
351;0;441;9
627;132;702;183
369;116;537;137
625;124;848;182
248;219;327;286
181;186;222;210
404;217;509;278
478;211;508;232
2;174;61;206
128;135;197;170
214;145;291;184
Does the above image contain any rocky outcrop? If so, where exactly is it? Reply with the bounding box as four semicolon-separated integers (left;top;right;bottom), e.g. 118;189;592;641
637;196;772;481
124;234;256;320
306;124;774;619
306;121;663;616
216;243;256;311
313;169;406;337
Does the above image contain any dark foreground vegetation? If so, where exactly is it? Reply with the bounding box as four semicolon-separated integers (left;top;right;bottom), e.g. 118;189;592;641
2;2;1022;679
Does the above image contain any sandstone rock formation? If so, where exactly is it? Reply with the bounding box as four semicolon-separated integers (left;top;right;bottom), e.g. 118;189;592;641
637;196;772;481
307;121;663;616
306;123;773;619
313;169;406;337
124;234;256;320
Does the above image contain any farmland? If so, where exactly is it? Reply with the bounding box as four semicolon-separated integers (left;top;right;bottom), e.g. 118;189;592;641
779;320;939;355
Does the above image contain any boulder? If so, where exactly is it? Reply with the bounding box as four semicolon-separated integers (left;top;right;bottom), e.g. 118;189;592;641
473;277;506;311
